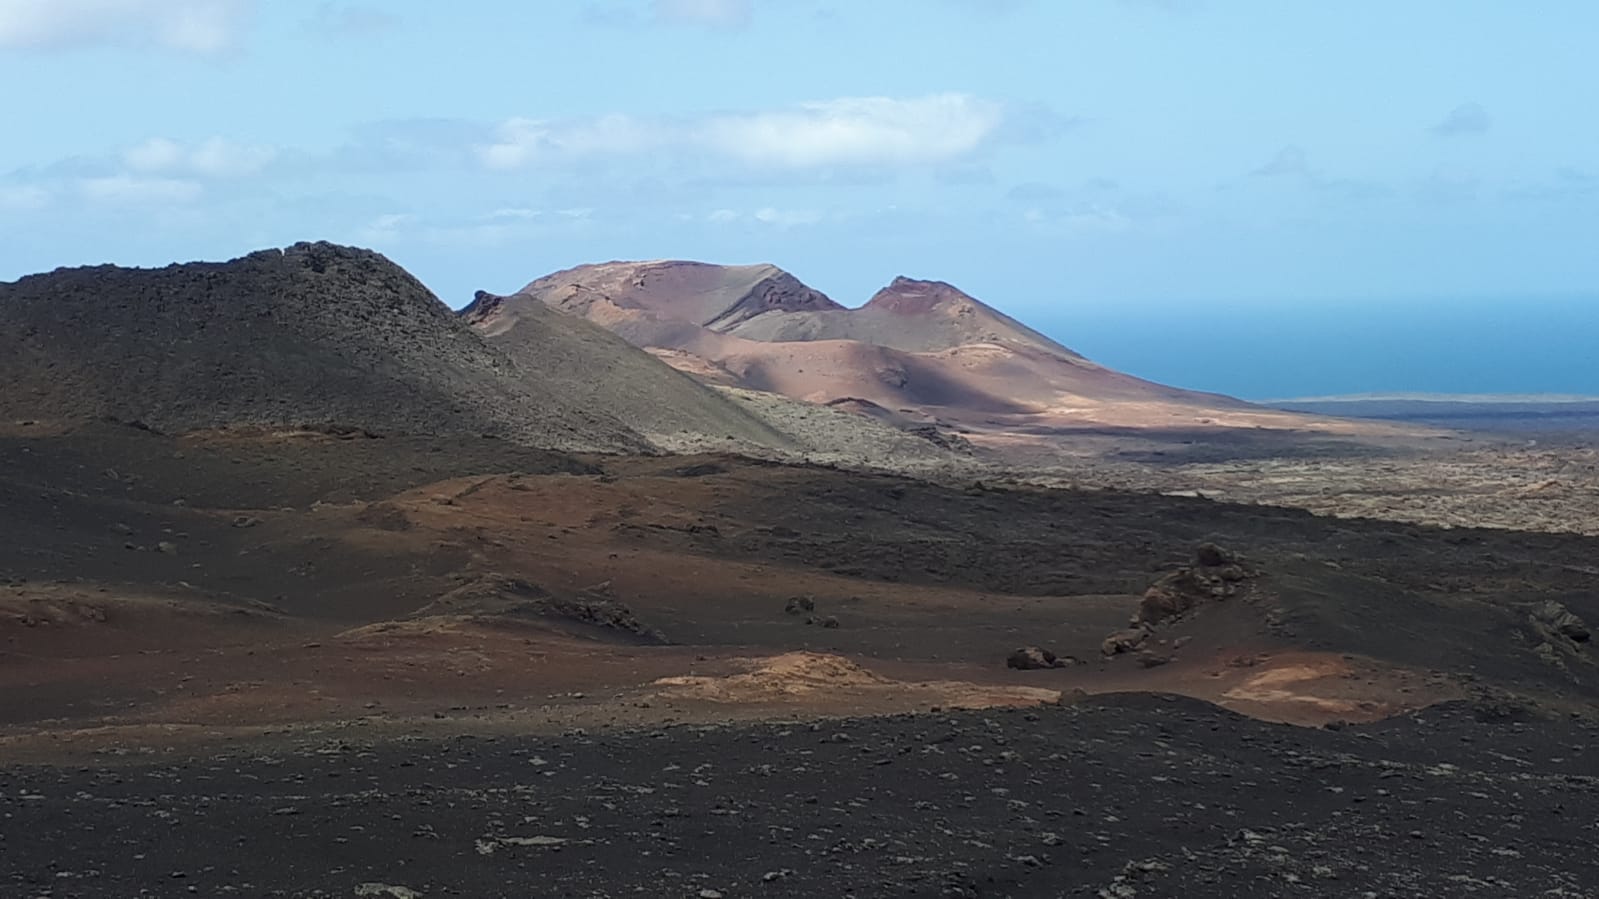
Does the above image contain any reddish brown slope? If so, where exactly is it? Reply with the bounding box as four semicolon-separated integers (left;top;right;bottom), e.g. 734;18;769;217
514;260;1381;438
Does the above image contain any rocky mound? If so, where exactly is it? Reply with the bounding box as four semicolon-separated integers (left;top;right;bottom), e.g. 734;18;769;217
1103;543;1260;658
413;574;668;644
0;242;649;453
459;290;796;453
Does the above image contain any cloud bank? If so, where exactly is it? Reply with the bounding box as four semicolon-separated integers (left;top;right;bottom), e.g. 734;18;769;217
477;93;1009;172
0;0;251;54
1430;103;1490;137
652;0;751;28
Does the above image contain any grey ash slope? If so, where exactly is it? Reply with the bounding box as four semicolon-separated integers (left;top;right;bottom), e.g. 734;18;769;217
460;289;798;452
0;242;650;452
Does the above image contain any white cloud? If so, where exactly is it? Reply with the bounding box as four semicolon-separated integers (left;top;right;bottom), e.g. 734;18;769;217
356;212;417;241
704;94;1004;168
123;137;185;172
78;175;202;205
0;184;51;210
356;209;596;250
1057;204;1132;232
1430;102;1490;137
752;207;822;227
0;0;251;54
123;136;277;178
476;93;1009;172
478;114;659;170
488;207;541;220
652;0;751;28
306;2;399;37
1021;202;1131;233
1251;145;1310;178
702;207;824;227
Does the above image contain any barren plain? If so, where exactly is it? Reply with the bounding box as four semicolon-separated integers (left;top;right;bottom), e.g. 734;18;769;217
1;246;1595;897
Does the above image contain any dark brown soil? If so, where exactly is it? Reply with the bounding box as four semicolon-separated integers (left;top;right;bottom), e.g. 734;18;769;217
3;422;1598;898
2;695;1594;898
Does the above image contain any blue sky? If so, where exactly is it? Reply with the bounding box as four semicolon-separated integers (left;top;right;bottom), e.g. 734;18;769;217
1;0;1595;396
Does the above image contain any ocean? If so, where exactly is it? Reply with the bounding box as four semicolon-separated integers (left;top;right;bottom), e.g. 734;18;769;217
1037;295;1599;400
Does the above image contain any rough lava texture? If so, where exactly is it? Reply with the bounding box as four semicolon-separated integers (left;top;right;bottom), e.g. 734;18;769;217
0;242;650;453
1104;543;1260;657
459;289;797;453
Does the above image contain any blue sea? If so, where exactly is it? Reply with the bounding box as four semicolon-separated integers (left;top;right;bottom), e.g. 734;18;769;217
1035;296;1598;400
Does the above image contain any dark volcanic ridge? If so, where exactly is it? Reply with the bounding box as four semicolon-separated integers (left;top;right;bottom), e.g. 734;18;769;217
460;288;797;452
0;242;651;452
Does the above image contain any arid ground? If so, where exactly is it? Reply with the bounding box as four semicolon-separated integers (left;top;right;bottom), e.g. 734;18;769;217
2;246;1595;897
2;419;1597;897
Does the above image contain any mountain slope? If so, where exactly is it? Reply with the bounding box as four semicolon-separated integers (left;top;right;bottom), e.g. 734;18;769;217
0;242;650;452
722;275;1084;356
528;260;842;332
460;289;798;452
515;260;1292;436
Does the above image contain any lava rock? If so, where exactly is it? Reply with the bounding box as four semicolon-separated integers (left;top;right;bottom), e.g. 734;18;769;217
1007;646;1067;670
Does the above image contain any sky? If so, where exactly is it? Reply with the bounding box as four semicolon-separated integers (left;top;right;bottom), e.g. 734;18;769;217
1;0;1595;398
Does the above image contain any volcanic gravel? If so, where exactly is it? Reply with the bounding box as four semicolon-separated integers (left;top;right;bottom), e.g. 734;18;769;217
3;695;1595;898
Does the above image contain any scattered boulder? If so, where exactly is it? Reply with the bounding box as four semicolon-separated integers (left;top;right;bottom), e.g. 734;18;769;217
1104;544;1256;658
417;575;668;644
581;580;617;599
784;596;816;615
811;615;841;629
356;502;412;532
355;885;423;899
1528;600;1590;645
1195;542;1237;567
1136;544;1256;629
1102;628;1149;656
1007;646;1067;670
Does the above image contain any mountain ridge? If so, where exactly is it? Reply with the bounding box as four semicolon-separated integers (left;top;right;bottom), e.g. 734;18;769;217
510;259;1330;440
0;243;647;453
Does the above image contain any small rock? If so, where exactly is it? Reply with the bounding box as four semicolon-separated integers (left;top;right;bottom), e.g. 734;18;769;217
1007;646;1067;670
1102;628;1149;656
355;885;423;899
1529;600;1590;644
1195;542;1238;567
